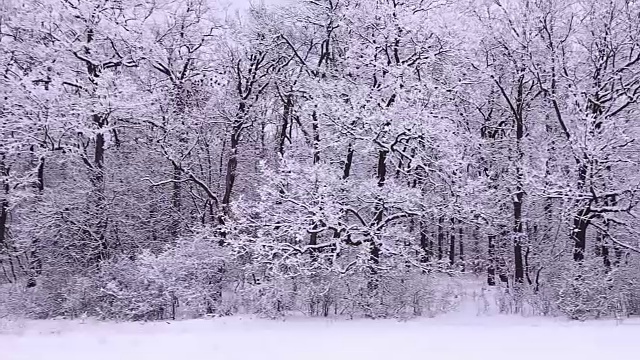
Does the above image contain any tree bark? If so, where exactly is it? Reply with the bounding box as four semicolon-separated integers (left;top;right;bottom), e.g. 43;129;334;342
219;119;242;242
512;72;525;284
0;156;9;252
572;207;590;262
513;190;524;283
312;111;320;165
487;234;496;286
449;218;455;266
27;154;45;287
309;110;320;260
458;221;465;272
171;164;181;239
419;220;430;263
437;216;444;261
342;144;354;180
371;150;388;266
86;114;109;264
278;95;292;157
222;104;245;215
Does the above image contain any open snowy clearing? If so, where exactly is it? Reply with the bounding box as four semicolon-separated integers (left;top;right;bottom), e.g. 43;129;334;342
1;315;638;360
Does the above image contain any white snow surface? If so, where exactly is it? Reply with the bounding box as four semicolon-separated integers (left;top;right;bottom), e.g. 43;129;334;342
1;313;638;360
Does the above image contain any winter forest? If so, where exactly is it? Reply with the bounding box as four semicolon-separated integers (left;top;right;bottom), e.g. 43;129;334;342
1;0;639;322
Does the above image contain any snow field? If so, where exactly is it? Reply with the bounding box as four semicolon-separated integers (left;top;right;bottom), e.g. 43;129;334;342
1;315;638;360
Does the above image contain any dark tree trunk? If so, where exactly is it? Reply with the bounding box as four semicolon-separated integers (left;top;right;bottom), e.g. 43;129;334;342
602;239;611;269
27;155;45;287
222;124;241;207
599;194;615;270
572;207;591;261
309;225;319;264
93;116;105;188
498;233;510;285
278;95;292;156
595;224;610;270
513;191;524;284
342;144;354;180
88;114;109;264
36;157;44;192
437;216;444;261
309;110;320;260
337;144;354;246
458;221;465;272
376;150;387;187
572;158;591;261
220;112;243;237
419;220;430;263
487;234;496;286
473;226;481;274
494;69;527;285
171;164;181;239
0;157;16;285
512;73;525;284
365;148;387;296
0;156;9;252
370;150;387;267
217;122;241;245
613;244;623;267
449;218;455;266
524;246;533;286
595;231;603;257
312;112;320;165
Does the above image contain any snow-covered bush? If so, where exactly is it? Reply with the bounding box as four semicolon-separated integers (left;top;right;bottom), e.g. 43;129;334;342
92;231;236;320
549;260;624;320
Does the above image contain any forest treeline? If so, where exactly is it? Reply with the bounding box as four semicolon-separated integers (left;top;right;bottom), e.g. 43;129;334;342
1;0;639;320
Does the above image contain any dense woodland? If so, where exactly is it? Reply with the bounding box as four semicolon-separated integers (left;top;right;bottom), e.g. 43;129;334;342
1;0;640;320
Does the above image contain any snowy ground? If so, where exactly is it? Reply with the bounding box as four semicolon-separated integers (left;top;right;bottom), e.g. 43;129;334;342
1;314;638;360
